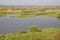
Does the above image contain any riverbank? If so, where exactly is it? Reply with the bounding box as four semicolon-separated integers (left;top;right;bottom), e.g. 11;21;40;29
0;13;60;19
0;25;60;40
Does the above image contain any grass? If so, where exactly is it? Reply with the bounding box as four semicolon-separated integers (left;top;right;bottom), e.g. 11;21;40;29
0;11;60;18
40;13;60;18
0;13;60;19
45;14;58;17
0;25;60;40
10;14;36;18
0;14;6;17
39;13;57;16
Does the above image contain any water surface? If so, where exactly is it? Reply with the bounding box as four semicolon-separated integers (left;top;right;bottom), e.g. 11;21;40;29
0;16;60;33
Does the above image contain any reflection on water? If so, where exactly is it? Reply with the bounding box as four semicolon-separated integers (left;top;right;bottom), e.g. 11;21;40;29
0;15;60;33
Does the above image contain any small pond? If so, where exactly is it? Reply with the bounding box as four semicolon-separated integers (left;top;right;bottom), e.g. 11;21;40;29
0;15;60;33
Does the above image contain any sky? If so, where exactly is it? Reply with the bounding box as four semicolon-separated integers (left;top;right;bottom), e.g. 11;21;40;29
0;0;60;6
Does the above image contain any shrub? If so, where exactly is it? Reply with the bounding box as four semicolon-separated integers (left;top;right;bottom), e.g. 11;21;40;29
28;25;41;32
20;30;27;34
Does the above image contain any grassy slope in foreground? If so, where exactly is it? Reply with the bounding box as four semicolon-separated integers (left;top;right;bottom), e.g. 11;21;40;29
0;25;60;40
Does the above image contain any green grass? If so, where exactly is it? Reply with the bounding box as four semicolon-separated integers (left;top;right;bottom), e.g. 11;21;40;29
7;13;60;18
0;14;6;17
40;13;60;18
10;14;36;18
0;25;60;40
40;13;57;16
45;14;58;17
0;12;60;18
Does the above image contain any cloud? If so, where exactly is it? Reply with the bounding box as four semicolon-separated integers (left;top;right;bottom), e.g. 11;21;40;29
0;0;60;5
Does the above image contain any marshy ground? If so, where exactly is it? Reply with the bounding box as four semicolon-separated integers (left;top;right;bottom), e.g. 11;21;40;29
0;6;60;40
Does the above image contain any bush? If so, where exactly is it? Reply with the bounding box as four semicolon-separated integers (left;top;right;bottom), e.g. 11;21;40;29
28;25;41;32
20;30;27;34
